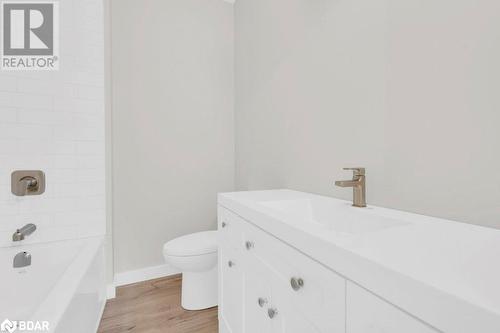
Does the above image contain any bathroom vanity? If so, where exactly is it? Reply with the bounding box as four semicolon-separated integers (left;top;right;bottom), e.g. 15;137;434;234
217;190;500;333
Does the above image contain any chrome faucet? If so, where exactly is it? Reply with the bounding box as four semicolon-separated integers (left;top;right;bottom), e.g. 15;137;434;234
12;223;37;242
335;167;366;207
13;251;31;268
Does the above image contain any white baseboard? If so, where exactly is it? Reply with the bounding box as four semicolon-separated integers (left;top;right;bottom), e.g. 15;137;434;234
113;264;180;288
106;284;116;299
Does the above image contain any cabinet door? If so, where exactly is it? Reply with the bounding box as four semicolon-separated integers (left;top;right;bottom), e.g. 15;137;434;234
346;282;438;333
241;218;346;332
244;260;276;333
272;283;322;333
219;245;245;333
244;253;322;333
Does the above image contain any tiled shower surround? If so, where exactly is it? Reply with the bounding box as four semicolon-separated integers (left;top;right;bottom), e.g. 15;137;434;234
0;0;105;246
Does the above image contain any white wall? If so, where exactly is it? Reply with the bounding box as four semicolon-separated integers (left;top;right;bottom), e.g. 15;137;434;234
0;0;105;246
235;0;500;228
111;0;234;273
104;0;115;285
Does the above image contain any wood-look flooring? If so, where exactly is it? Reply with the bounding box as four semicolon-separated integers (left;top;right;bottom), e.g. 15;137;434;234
98;275;218;333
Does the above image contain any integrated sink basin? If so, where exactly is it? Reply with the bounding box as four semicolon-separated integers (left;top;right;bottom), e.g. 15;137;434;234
259;198;410;235
218;189;500;332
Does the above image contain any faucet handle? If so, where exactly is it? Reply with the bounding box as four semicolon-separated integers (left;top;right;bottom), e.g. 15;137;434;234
343;167;365;176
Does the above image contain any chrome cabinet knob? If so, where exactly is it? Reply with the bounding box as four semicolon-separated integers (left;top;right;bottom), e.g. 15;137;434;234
290;277;304;291
267;308;278;319
228;260;235;268
245;241;254;250
257;297;267;307
221;222;227;228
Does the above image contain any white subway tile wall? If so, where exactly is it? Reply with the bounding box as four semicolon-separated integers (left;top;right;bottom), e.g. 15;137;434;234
0;0;105;246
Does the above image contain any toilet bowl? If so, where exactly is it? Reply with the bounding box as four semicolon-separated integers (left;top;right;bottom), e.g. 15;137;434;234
163;231;218;310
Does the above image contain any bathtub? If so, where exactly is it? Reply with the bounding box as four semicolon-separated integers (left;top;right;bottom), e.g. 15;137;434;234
1;236;106;333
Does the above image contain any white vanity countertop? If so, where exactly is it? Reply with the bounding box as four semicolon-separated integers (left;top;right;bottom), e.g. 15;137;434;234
218;189;500;333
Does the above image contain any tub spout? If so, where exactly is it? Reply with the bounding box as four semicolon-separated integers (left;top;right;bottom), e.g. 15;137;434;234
12;223;37;242
13;251;31;268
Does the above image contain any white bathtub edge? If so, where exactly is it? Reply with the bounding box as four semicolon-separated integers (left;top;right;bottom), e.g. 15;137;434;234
93;294;107;333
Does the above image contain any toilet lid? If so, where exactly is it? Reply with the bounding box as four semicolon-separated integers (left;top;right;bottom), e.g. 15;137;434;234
163;231;218;257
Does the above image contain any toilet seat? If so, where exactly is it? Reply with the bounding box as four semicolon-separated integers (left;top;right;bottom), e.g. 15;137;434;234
163;231;217;257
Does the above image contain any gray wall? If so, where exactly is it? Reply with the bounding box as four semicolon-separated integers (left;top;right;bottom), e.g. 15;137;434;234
112;0;234;273
104;0;114;284
235;0;500;228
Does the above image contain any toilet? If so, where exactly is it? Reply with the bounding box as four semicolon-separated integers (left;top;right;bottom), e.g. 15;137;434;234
163;231;218;310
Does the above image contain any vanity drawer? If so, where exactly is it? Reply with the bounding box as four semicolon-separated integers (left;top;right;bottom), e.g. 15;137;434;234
219;244;245;333
240;219;346;332
218;207;246;249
